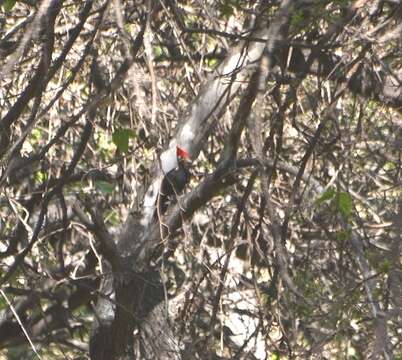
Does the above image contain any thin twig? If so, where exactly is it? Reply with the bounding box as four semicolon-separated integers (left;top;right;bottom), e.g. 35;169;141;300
0;289;42;359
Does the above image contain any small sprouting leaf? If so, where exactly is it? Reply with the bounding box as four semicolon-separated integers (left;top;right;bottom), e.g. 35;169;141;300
316;188;336;205
95;180;114;194
112;128;134;153
34;170;48;183
271;352;280;360
337;192;353;218
153;45;163;57
29;128;41;144
3;0;16;11
206;58;218;68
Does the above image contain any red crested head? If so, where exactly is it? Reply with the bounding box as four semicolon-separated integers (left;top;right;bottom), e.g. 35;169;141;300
176;146;190;161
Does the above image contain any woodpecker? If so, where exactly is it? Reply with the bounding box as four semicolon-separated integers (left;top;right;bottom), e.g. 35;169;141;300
158;145;191;214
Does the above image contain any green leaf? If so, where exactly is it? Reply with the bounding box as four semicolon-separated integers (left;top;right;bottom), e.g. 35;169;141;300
206;58;218;68
271;353;280;360
316;188;336;205
3;0;16;11
95;180;114;194
380;259;390;273
154;45;164;57
30;128;41;143
337;192;353;218
112;128;134;153
384;161;397;170
105;209;119;226
34;170;48;183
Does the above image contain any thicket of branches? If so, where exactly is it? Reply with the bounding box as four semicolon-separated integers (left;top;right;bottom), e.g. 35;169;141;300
0;0;401;359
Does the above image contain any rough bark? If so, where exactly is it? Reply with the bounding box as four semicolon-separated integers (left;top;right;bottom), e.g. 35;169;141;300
88;2;295;358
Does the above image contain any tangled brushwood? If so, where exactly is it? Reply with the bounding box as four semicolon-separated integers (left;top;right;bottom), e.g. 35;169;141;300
0;1;401;359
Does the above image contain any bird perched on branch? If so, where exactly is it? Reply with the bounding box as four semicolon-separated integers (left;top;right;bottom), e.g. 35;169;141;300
142;144;192;227
158;145;191;214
